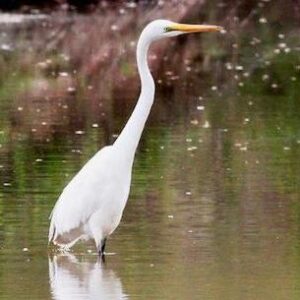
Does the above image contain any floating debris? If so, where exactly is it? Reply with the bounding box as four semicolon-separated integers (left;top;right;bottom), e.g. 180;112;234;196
1;44;13;51
168;215;174;219
259;17;267;24
203;121;210;128
75;130;85;135
22;248;29;252
187;146;197;151
111;24;119;31
59;72;69;77
262;74;269;81
67;86;76;93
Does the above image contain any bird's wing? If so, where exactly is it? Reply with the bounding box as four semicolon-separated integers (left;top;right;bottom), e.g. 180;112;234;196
49;146;114;243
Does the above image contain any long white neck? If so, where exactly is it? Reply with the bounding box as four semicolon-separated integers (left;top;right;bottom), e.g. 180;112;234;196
114;31;155;163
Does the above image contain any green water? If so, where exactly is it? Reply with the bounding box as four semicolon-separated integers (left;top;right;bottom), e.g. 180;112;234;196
0;6;300;300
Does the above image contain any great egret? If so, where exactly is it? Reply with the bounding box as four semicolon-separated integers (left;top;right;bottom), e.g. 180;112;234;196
48;19;222;257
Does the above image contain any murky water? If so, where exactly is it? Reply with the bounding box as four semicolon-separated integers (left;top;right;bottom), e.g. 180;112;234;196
0;3;300;299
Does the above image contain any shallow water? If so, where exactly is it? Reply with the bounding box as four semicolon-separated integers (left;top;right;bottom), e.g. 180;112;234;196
0;5;300;300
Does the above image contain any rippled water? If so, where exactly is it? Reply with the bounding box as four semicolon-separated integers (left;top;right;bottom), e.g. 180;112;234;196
0;5;300;300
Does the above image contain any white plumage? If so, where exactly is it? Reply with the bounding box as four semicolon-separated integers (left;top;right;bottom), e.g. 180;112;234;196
48;19;222;255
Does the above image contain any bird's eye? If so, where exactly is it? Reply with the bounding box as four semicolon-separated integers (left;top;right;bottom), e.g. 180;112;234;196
164;27;174;33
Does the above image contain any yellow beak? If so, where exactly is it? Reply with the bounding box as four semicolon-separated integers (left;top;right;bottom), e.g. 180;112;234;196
170;23;223;33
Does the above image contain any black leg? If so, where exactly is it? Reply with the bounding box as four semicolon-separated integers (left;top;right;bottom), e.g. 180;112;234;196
101;238;107;254
98;238;107;262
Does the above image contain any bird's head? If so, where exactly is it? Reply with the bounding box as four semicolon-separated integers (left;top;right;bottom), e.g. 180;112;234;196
142;19;223;42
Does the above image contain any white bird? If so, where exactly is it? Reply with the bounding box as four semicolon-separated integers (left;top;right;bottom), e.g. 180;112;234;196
48;19;222;257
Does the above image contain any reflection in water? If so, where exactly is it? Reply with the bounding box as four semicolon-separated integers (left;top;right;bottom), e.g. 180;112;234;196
49;254;128;300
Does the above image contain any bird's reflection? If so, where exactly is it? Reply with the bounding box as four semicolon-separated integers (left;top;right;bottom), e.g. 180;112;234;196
49;253;128;300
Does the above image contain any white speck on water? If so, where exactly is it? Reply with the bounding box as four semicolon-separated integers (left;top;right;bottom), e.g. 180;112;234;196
186;138;192;143
41;121;47;126
283;146;290;151
59;72;69;77
211;86;218;91
203;121;210;128
235;65;244;71
87;249;93;253
111;24;119;31
75;130;85;135
3;183;11;187
271;83;278;89
262;74;269;81
284;48;291;53
160;145;165;150
22;248;29;252
248;101;253;106
190;119;199;125
259;17;267;24
168;215;174;219
126;2;137;8
278;43;287;49
220;29;227;34
35;158;43;162
31;128;37;132
238;82;244;87
197;106;205;111
150;263;155;267
185;191;192;196
274;48;281;54
1;44;12;51
290;76;296;81
188;230;193;233
92;123;99;128
67;86;76;93
243;72;250;77
278;33;285;39
71;149;82;154
17;106;23;111
187;146;197;151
